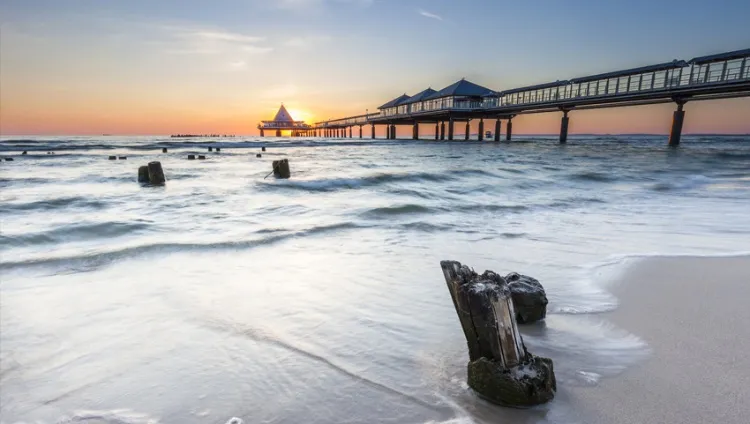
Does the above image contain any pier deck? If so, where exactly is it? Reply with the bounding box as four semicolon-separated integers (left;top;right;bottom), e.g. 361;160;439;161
313;48;750;145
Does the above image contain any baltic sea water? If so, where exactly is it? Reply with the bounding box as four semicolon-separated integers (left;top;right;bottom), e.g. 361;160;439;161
2;135;749;423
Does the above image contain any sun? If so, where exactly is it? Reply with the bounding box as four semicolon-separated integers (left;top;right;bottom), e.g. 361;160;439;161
285;108;315;124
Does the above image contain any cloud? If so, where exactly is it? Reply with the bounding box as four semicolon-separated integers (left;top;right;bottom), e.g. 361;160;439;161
283;35;332;49
418;9;443;21
160;25;272;56
274;0;373;10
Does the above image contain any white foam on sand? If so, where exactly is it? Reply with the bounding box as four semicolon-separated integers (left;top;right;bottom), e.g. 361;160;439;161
56;409;160;424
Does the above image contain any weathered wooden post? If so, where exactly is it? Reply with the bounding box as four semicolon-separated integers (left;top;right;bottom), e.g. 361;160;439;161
118;156;127;160
208;147;213;152
440;260;556;407
256;153;262;158
262;146;266;152
198;155;206;160
272;159;291;179
147;161;166;185
22;151;27;155
162;148;168;153
138;166;150;183
108;155;116;160
216;147;221;152
188;154;196;160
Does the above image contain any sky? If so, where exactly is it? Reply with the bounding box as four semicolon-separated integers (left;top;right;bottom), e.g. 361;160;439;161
1;0;749;135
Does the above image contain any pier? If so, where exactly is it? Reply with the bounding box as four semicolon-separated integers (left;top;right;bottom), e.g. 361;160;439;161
258;104;314;137
312;48;750;146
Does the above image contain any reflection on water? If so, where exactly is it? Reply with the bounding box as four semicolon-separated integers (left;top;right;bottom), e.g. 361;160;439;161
1;135;749;423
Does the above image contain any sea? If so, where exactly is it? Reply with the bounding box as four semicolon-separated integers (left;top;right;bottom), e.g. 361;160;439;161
1;135;749;424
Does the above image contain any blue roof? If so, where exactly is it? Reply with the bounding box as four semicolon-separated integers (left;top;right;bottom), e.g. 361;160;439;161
378;94;411;109
401;88;437;105
689;48;750;65
425;79;495;100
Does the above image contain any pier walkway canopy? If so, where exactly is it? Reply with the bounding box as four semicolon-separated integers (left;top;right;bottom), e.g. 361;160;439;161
257;104;312;136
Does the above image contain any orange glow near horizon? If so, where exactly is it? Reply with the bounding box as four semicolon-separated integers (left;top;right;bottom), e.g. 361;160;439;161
2;98;749;136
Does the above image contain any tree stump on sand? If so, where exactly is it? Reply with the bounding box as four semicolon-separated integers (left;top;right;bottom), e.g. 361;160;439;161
188;154;196;160
272;159;290;179
147;161;166;185
505;273;548;323
440;260;556;407
138;165;150;183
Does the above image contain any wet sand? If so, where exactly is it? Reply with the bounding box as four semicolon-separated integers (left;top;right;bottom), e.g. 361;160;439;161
571;255;750;424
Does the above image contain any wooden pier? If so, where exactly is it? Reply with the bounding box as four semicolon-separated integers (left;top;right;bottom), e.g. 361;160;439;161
312;48;750;146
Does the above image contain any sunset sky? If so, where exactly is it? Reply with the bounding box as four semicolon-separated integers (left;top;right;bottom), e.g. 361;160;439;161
1;0;749;136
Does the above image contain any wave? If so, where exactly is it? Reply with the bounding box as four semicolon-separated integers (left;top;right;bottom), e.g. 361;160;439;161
0;222;361;273
649;174;712;192
196;317;442;412
569;171;618;182
0;196;109;213
257;171;455;193
363;204;433;218
0;221;149;247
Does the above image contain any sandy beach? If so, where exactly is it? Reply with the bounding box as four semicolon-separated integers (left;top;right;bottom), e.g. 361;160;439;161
571;255;750;424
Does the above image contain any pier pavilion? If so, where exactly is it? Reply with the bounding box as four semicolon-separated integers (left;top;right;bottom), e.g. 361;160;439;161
313;48;750;146
257;104;313;137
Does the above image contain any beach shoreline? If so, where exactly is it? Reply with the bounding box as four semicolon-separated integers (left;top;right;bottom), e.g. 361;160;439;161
570;255;750;424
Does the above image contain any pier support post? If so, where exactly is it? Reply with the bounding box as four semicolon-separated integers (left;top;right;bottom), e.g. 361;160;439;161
448;119;454;141
260;129;265;137
371;124;375;139
391;125;396;140
668;101;686;147
559;110;570;144
349;127;352;138
440;122;445;140
359;125;363;139
506;119;513;141
435;123;439;140
465;121;470;141
413;123;419;140
494;120;501;141
478;119;484;141
276;129;281;137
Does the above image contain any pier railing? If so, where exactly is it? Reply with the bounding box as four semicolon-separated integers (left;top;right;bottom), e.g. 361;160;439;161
315;50;748;127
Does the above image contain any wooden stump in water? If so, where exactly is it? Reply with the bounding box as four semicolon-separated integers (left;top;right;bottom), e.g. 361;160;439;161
118;156;127;160
147;161;166;185
22;151;27;155
440;260;556;407
208;147;213;152
4;157;14;161
138;165;150;183
162;148;168;153
216;147;221;152
188;154;196;160
256;153;262;158
262;146;266;152
198;155;206;160
272;159;290;179
108;156;116;160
